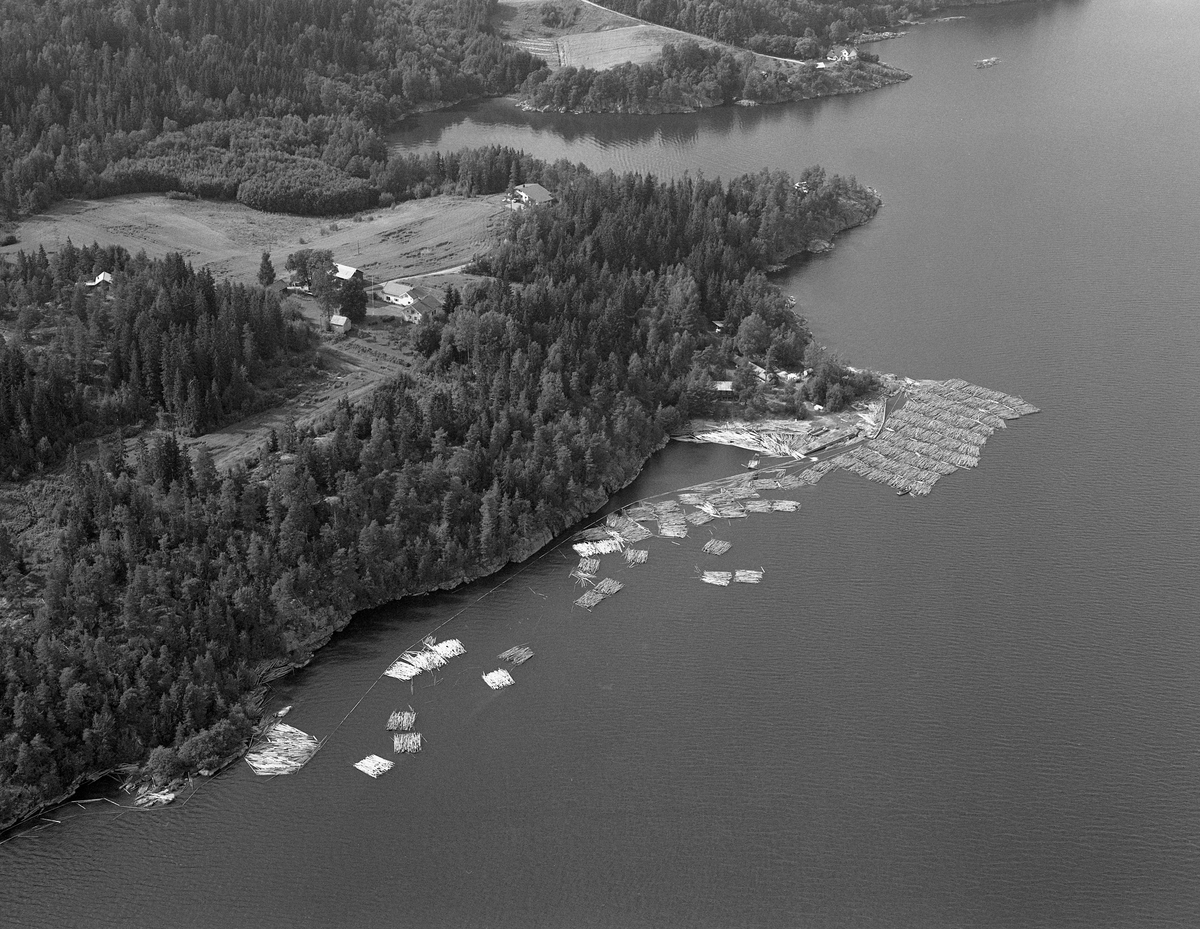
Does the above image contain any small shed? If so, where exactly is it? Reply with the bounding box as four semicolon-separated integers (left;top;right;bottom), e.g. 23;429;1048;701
330;314;352;334
86;271;113;287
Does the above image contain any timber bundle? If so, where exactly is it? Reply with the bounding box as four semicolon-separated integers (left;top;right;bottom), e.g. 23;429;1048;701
499;645;535;665
354;755;395;778
571;557;600;585
606;512;652;543
833;379;1039;495
574;576;624;609
700;571;733;586
384;636;465;682
702;539;732;555
573;530;628;559
392;732;422;753
734;569;765;584
649;500;688;537
624;548;649;566
245;722;321;775
482;669;516;689
386;708;417;732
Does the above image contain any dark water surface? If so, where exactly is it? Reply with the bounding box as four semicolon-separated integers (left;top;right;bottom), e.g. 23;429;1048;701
4;2;1199;926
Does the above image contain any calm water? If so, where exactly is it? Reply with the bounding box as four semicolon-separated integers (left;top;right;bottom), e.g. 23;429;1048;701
4;2;1199;926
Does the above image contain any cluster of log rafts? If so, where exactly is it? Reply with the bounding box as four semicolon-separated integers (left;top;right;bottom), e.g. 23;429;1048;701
834;379;1038;496
384;635;466;683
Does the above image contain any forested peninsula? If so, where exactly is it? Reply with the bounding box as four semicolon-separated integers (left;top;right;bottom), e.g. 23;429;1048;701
0;148;881;832
516;40;908;115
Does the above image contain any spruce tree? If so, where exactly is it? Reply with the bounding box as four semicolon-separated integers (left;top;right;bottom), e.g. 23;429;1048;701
257;251;275;287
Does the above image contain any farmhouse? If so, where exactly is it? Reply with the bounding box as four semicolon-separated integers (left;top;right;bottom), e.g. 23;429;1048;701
374;280;440;322
380;280;414;307
334;263;363;281
330;314;352;334
507;183;556;210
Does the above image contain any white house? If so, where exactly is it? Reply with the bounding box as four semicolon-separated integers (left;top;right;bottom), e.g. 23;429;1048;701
827;45;858;63
86;271;113;287
330;314;352;334
507;183;555;210
380;280;414;307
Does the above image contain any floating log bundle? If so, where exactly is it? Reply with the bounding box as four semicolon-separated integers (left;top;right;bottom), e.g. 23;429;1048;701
571;557;600;585
384;657;422;681
594;577;625;596
700;571;733;586
624;548;649;566
429;639;466;661
572;537;625;557
769;499;801;512
574;589;606;610
245;723;321;775
482;669;516;689
651;500;688;537
574;576;624;609
734;569;765;584
702;539;732;555
607;512;652;543
354;755;395;778
386;708;417;732
384;637;464;682
499;645;535;665
392;732;422;753
685;510;715;526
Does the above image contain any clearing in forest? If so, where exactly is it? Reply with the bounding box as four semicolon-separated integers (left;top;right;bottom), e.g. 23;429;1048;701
2;193;510;286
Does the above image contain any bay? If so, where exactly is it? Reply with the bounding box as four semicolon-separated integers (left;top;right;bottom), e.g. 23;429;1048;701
3;2;1199;926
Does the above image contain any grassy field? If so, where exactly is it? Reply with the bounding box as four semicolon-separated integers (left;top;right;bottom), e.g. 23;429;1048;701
495;0;793;73
1;192;510;285
494;0;687;70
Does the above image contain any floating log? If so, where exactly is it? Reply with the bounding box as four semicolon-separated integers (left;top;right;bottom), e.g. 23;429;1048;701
245;723;321;775
354;754;395;778
386;708;417;732
392;732;422;753
769;499;801;512
499;645;534;665
624;548;649;566
685;511;715;526
482;669;515;689
700;571;732;587
702;539;732;555
734;569;765;584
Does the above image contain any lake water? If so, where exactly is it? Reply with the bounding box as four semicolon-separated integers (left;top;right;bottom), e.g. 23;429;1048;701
4;2;1199;926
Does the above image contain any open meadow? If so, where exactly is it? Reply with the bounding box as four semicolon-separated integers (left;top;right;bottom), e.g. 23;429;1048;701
0;192;510;285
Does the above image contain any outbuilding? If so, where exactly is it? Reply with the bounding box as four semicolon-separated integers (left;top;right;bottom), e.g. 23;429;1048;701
330;314;352;334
